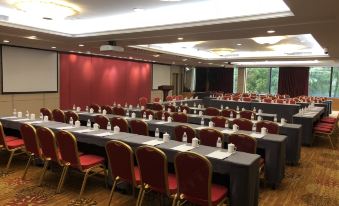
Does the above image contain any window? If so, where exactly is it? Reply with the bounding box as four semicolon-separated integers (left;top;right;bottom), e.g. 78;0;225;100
331;67;339;97
233;67;238;93
270;67;279;94
308;67;331;97
246;68;270;94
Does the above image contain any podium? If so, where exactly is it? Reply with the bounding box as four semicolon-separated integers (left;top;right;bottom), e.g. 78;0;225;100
158;85;174;101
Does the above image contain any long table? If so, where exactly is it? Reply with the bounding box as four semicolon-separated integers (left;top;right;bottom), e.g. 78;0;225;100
76;112;287;188
0;117;260;206
292;107;325;145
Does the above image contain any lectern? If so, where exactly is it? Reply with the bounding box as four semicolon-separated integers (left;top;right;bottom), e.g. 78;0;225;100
158;85;174;101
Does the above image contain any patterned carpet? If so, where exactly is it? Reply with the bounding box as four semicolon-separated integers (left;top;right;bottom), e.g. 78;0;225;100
0;126;338;205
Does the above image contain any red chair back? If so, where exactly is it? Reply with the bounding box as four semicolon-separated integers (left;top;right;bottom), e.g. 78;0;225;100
156;111;171;121
154;97;161;103
52;109;66;123
111;117;129;132
36;127;61;164
223;96;230;100
90;104;100;113
174;125;195;143
232;96;240;101
175;152;211;205
106;140;137;186
179;105;190;113
199;128;223;147
56;131;81;170
229;133;257;154
101;105;113;114
130;120;148;136
94;115;109;129
65;111;79;123
136;146;170;195
166;96;173;101
242;97;252;102
113;106;125;116
139;97;148;106
20;124;41;157
233;118;253;131
176;95;183;100
141;109;155;118
211;116;227;128
276;99;284;104
172;112;188;123
221;109;236;118
165;105;176;112
153;103;163;111
240;110;255;120
0;122;10;149
40;108;53;120
256;120;279;134
263;98;272;103
204;107;220;116
289;99;296;104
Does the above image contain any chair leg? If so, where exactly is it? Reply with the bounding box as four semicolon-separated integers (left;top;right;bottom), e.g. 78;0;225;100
328;134;335;149
5;150;16;173
22;154;34;180
56;165;69;193
171;194;178;206
103;165;108;188
108;177;119;206
136;186;144;206
38;160;50;186
138;186;146;206
79;170;90;199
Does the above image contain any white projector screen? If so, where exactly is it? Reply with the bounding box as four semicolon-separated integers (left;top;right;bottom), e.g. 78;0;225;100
1;46;58;93
152;64;171;89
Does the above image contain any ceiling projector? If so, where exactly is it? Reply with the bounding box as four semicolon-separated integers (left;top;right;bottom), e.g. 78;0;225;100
100;41;124;52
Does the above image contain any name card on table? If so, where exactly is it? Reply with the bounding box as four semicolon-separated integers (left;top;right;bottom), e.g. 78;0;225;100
171;144;194;152
143;139;164;146
249;132;265;138
206;150;232;159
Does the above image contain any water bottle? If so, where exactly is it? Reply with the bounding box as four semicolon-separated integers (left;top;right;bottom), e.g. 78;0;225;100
178;107;181;112
107;121;112;130
72;104;76;110
220;105;224;110
87;119;91;127
137;104;140;109
155;128;160;139
225;120;229;128
162;113;165;121
252;123;256;132
85;106;89;112
13;108;17;116
251;113;254;120
253;107;257;112
143;112;146;119
26;110;29;118
194;109;197;114
113;102;117;107
274;115;277;122
230;112;233;118
40;113;43;119
126;110;130;117
98;107;102;113
201;117;205;125
216;137;222;150
236;106;239;111
125;102;128;108
69;117;74;125
182;132;187;144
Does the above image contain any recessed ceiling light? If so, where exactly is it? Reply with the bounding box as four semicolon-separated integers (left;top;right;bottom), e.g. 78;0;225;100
129;56;134;59
177;37;184;41
133;8;144;12
208;63;213;65
198;61;202;64
237;43;242;46
3;40;10;43
267;30;276;34
78;51;82;53
51;46;56;49
153;54;160;57
161;0;182;2
26;36;37;40
78;44;84;47
182;58;188;61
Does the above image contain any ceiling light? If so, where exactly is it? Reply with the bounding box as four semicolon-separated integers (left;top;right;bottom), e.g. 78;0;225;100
133;8;144;12
234;60;319;66
51;46;56;49
267;30;276;34
198;62;202;64
251;36;285;44
26;35;37;39
209;48;234;56
11;0;80;19
3;40;10;43
78;44;84;47
237;43;242;46
161;0;182;2
182;58;188;61
177;37;184;41
153;54;160;57
268;44;305;52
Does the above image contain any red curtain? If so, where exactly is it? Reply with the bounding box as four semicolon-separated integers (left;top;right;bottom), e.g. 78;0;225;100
60;53;152;109
278;67;309;97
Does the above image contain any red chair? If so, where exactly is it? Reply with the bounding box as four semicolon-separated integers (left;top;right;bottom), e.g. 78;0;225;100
174;152;228;206
166;96;173;101
156;111;171;121
256;121;279;134
65;111;79;123
176;95;183;100
20;123;43;180
52;109;66;123
130;120;149;136
172;112;188;123
154;97;161;103
199;128;224;147
106;140;141;205
111;117;129;132
242;97;252;102
136;146;177;205
40;108;53;120
263;98;272;103
221;109;237;118
36;127;64;186
222;96;231;100
101;105;113;114
232;96;241;101
233;118;253;131
141;109;155;118
0;122;25;172
90;104;100;113
179;105;190;113
276;99;285;104
94;115;109;129
211;116;227;128
153;103;163;111
240;110;256;120
139;97;148;106
289;99;296;104
113;106;125;116
174;125;195;143
55;131;107;197
165;105;176;112
204;107;220;116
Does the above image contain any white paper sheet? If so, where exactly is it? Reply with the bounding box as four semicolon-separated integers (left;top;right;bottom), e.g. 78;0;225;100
171;144;194;152
93;132;114;137
206;150;232;159
12;118;30;122
73;129;94;133
29;121;43;124
57;126;76;130
142;139;164;146
155;121;167;125
1;116;17;119
195;126;208;130
222;129;235;134
250;132;265;138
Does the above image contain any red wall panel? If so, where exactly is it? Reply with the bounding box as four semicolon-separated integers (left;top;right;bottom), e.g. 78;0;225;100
60;53;151;109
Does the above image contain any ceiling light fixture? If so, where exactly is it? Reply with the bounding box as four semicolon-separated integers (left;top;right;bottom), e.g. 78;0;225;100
267;30;276;34
209;48;235;56
153;54;160;57
237;43;242;46
177;37;184;41
51;46;56;49
26;35;37;39
3;40;10;43
251;36;285;44
133;8;144;12
11;0;80;19
78;44;84;47
160;0;182;2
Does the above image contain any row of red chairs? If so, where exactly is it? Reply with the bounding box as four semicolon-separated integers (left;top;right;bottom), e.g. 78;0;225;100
313;114;338;149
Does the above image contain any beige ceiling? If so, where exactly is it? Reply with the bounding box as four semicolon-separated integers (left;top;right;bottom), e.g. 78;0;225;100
0;0;338;67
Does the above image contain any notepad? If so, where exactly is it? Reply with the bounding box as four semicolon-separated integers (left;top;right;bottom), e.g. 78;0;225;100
12;118;30;122
155;121;167;125
195;126;207;130
250;132;265;138
93;132;114;137
222;129;235;134
206;150;232;159
29;121;43;124
142;139;164;146
57;126;76;130
171;144;194;152
73;129;94;133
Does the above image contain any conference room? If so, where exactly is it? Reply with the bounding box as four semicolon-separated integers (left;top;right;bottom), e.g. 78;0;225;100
0;0;338;205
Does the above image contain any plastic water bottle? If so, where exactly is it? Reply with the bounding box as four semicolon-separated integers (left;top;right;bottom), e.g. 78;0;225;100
40;113;43;119
87;119;91;127
13;108;17;116
230;112;234;118
26;110;29;118
216;137;222;150
220;105;224;110
182;132;187;144
162;113;165;121
274;115;277;122
201;117;205;125
155;128;160;139
125;102;128;108
107;121;112;130
126;110;130;117
252;123;256;132
236;106;239;111
253;107;257;112
143;112;146;119
69;117;74;125
72;104;76;110
225;120;229;128
178;107;181;112
98;107;102;113
251;113;254;120
194;109;197;114
85;106;89;112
